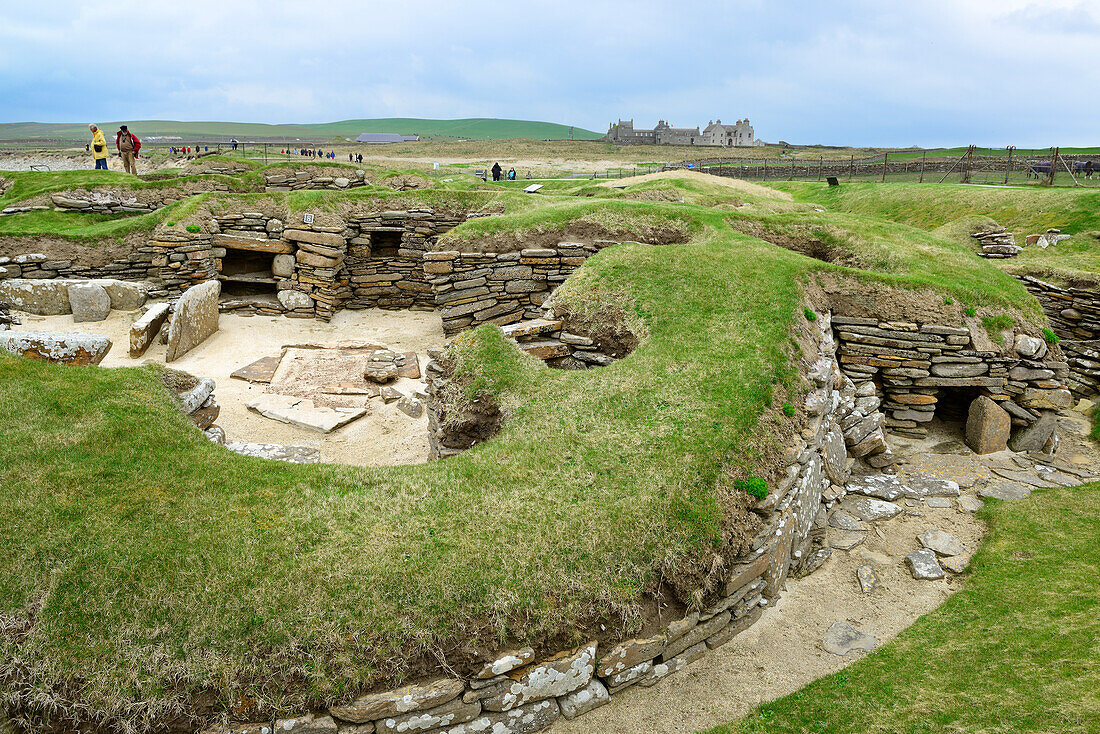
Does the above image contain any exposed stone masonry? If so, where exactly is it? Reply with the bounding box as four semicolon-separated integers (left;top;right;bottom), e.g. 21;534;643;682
832;316;1073;452
1017;275;1100;397
206;309;877;734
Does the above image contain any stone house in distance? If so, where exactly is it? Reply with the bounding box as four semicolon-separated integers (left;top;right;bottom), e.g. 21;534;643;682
604;117;761;147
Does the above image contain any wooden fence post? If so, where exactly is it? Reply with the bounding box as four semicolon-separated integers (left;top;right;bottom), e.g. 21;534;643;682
919;151;926;183
881;152;888;183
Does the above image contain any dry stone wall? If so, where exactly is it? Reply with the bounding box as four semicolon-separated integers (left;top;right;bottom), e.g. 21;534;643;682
262;168;369;191
832;316;1073;452
205;309;883;734
1017;275;1100;397
426;243;609;336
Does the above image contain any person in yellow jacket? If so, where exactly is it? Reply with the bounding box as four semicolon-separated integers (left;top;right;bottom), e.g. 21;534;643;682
89;124;108;170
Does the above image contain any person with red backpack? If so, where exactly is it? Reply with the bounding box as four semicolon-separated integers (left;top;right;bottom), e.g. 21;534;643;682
115;125;141;174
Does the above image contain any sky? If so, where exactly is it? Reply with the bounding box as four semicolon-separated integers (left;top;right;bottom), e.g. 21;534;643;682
1;0;1099;147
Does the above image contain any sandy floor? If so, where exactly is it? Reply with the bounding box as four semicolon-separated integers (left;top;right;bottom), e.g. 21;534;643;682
19;307;447;467
554;415;1098;734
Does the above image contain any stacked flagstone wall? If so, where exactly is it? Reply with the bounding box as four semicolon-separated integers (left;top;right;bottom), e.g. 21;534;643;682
1016;275;1100;397
205;309;894;734
832;316;1073;452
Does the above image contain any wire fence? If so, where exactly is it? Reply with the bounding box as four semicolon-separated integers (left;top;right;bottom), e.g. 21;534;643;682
674;146;1100;188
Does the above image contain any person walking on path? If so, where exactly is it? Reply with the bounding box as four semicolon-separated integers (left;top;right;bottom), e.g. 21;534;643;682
115;125;141;174
491;162;502;181
89;124;108;169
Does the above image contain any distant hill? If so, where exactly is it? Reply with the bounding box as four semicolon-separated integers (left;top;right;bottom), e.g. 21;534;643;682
0;118;602;142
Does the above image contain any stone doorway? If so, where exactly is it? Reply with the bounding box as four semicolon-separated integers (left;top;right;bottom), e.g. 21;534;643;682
219;247;278;297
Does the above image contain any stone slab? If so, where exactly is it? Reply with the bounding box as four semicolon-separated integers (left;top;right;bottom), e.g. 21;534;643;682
230;355;283;383
225;442;320;463
0;330;111;365
248;393;367;433
822;621;877;656
167;280;220;362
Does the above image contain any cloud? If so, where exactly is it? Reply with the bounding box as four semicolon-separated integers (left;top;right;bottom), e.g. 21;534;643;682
0;0;1098;145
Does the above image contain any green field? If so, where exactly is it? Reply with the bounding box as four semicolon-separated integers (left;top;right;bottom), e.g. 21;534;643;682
775;181;1100;283
0;118;602;143
709;481;1100;734
0;169;1080;730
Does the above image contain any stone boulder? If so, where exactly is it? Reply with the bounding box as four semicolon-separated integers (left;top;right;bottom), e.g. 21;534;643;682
129;303;170;357
96;279;147;311
0;279;72;315
166;280;220;362
68;282;112;323
1008;411;1058;453
272;253;296;278
965;395;1010;454
1014;333;1047;359
0;330;112;365
277;289;314;311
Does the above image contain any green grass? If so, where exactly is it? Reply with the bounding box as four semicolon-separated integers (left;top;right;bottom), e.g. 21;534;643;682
0;170;1068;730
776;181;1100;284
706;482;1100;734
0;118;602;142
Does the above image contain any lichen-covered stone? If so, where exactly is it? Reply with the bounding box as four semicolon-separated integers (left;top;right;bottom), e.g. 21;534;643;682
595;635;665;678
376;697;481;733
965;395;1011;454
557;679;609;720
479;641;596;712
475;648;535;680
0;330;112;365
167;280;220;362
329;678;465;723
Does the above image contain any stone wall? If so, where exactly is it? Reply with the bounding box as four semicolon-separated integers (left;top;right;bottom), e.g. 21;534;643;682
833;316;1072;451
1017;275;1100;397
262;168;369;191
0;251;161;283
426;243;608;335
206;309;880;734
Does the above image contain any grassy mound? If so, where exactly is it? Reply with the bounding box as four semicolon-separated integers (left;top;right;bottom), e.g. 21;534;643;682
709;482;1100;734
778;181;1100;284
0;171;1059;730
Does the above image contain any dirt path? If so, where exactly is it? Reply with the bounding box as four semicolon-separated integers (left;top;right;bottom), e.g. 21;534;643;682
20;307;447;467
554;416;1098;734
597;169;792;200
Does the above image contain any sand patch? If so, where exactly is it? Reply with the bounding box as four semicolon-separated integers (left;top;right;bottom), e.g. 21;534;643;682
17;308;446;467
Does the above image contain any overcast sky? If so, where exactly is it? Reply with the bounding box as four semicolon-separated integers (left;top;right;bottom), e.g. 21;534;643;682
2;0;1098;147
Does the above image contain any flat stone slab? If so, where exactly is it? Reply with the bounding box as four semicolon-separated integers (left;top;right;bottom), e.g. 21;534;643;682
918;528;965;557
941;555;971;574
841;496;903;522
248;393;367;433
230;355;283;383
925;497;953;508
829;530;866;551
979;482;1032;501
822;621;877;656
907;477;961;498
990;467;1055;489
958;495;985;512
225;442;320;463
271;346;419;397
0;330;111;365
856;565;880;594
330;678;465;723
167;280;220;362
845;475;907;501
828;509;866;531
906;548;946;579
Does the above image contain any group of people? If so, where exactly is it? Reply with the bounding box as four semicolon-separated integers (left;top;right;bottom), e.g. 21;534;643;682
167;146;206;155
88;124;141;173
282;148;338;159
490;162;527;181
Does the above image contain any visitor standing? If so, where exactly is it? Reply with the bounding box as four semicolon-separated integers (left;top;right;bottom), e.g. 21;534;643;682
231;139;238;151
115;125;140;174
89;124;108;169
508;167;516;180
491;162;502;181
